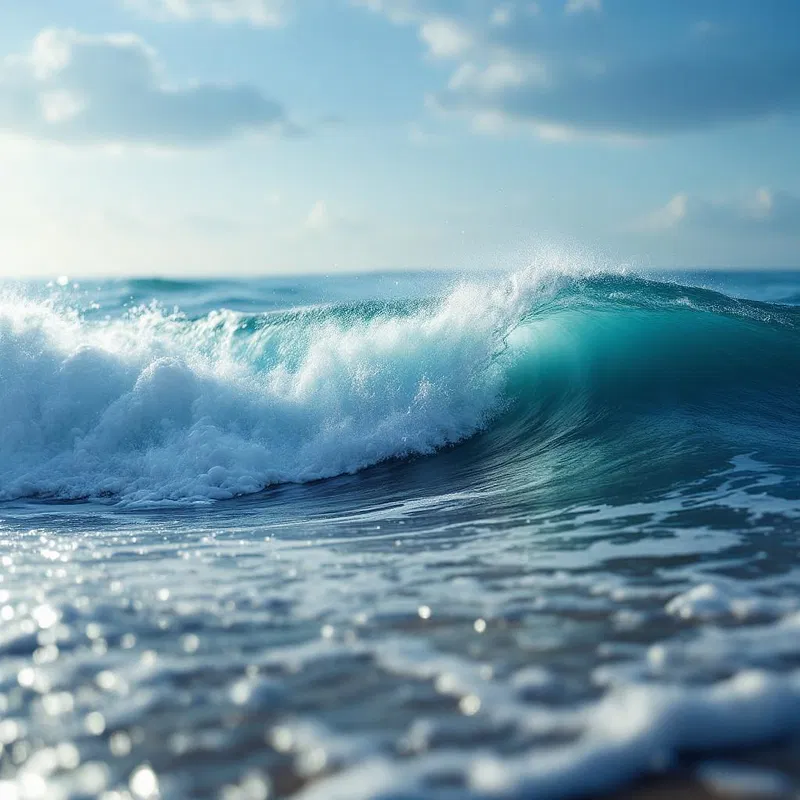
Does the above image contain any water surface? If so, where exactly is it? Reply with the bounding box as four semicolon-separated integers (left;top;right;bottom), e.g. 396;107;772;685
1;268;799;799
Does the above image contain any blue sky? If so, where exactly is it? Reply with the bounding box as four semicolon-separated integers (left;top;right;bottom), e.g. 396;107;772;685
0;0;799;276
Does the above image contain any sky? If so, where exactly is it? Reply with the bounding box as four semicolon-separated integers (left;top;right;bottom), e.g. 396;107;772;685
0;0;799;277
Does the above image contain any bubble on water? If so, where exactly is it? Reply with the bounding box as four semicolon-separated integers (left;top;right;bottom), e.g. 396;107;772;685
269;726;293;753
56;742;81;769
97;670;122;692
459;695;482;716
297;746;328;777
42;692;74;716
75;762;110;795
239;772;270;800
130;765;159;799
110;731;132;757
18;773;48;799
85;712;106;736
17;668;37;688
32;605;59;629
33;644;60;665
86;623;103;640
0;781;18;800
320;624;335;639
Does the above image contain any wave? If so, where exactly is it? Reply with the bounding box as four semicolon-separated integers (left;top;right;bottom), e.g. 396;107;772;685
1;271;799;506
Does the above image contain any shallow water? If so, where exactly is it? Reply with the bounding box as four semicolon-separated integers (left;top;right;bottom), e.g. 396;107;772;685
1;268;799;799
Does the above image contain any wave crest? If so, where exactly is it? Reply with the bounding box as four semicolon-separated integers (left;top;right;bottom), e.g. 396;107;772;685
1;271;798;506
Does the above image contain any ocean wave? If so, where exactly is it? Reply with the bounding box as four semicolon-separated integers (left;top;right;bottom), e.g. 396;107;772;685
1;270;798;506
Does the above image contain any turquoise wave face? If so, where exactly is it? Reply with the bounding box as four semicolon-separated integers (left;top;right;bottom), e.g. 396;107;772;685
0;271;798;506
473;277;800;509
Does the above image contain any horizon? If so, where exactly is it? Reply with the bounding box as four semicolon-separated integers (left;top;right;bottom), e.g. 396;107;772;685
6;265;800;284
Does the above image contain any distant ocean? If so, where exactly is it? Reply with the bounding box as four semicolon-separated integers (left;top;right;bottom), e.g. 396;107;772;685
1;268;799;799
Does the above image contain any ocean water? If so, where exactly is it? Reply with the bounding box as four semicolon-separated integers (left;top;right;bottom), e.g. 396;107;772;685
1;267;799;799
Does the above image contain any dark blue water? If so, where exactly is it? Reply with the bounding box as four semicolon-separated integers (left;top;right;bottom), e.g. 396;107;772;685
1;268;799;799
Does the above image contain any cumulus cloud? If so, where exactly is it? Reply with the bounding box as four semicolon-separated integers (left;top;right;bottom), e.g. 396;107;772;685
420;18;473;58
641;189;800;236
640;193;689;232
435;51;800;137
124;0;287;26
0;29;291;147
356;0;800;139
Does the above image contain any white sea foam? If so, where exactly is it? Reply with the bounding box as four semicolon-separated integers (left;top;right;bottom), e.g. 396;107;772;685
666;583;788;622
294;669;800;800
0;275;543;505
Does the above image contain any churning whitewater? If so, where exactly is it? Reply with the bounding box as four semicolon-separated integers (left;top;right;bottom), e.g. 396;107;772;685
1;269;799;506
0;276;515;504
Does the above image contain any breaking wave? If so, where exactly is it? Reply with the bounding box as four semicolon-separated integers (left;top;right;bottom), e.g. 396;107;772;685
1;270;799;506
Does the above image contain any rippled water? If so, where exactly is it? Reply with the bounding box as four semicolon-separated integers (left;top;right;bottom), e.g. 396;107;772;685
1;268;800;800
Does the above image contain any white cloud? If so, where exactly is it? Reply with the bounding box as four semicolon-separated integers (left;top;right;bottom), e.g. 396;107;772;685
639;189;800;236
448;59;543;92
639;193;689;231
420;18;473;58
124;0;287;26
469;109;510;134
0;29;290;147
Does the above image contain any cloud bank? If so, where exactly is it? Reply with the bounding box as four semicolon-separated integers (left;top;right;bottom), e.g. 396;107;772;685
356;0;800;139
0;29;290;147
